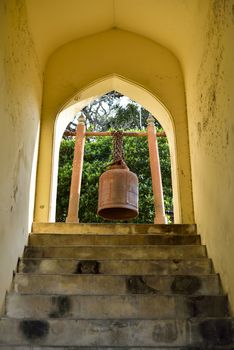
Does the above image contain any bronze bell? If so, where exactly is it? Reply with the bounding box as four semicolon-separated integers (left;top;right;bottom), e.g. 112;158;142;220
97;160;139;220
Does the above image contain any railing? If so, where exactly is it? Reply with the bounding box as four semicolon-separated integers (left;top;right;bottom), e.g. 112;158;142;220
65;114;167;224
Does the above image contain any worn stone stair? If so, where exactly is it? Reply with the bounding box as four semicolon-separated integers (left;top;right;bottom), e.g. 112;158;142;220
0;223;233;349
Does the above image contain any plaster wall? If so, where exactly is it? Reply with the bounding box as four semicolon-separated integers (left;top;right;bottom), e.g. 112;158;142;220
185;0;234;313
0;0;42;309
34;29;194;225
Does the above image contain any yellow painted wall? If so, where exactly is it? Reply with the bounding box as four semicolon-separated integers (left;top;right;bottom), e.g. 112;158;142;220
2;0;234;315
185;0;234;313
34;29;194;224
0;0;42;309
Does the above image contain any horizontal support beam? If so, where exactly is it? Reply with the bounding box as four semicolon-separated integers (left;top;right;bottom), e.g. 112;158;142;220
64;131;166;137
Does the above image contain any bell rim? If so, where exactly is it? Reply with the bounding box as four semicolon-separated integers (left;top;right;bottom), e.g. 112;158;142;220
98;206;139;221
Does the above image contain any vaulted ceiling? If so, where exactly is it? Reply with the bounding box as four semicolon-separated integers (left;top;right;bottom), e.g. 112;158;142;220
25;0;209;71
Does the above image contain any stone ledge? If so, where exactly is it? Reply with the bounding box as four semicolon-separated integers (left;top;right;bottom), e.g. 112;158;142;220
32;223;197;235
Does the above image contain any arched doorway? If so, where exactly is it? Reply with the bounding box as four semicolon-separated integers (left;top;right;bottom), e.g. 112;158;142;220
49;75;181;223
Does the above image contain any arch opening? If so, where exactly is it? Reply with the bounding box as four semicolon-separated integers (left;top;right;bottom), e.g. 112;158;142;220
50;75;181;223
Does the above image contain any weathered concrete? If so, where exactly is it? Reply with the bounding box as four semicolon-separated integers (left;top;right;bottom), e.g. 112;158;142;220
29;234;201;246
1;348;234;350
13;274;220;295
18;258;212;275
0;348;231;350
23;245;206;260
32;223;197;235
0;318;233;347
6;294;228;319
1;224;233;347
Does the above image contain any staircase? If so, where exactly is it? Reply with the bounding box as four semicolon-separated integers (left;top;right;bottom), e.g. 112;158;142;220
0;223;233;349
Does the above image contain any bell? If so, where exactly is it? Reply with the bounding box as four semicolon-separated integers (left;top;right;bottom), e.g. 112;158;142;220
97;161;139;220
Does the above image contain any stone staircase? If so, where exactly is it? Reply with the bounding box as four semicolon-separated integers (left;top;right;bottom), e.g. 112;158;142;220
0;223;233;349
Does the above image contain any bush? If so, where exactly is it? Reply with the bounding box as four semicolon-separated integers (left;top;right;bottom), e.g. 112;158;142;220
56;133;173;223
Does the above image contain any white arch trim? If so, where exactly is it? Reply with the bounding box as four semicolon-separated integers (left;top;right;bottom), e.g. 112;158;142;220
50;74;181;223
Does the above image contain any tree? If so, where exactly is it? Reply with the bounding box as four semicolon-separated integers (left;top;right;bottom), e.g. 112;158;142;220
64;91;161;137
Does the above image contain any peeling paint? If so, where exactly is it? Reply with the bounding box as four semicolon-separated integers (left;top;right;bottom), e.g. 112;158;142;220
76;260;100;274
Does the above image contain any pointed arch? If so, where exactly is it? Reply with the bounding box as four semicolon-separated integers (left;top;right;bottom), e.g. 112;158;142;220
50;75;181;223
34;29;194;224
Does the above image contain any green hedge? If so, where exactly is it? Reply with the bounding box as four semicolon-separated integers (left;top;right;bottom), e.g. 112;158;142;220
56;134;173;223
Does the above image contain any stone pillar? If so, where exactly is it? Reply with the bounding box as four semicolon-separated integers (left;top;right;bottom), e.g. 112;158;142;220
66;115;86;223
147;115;167;224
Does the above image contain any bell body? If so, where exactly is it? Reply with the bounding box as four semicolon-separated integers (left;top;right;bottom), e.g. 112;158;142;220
98;166;139;220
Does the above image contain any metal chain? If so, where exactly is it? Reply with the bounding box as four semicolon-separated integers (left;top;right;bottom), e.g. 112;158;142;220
112;130;125;162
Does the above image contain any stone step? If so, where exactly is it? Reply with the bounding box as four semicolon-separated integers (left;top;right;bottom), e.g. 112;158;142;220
0;318;233;347
13;274;221;295
5;348;234;350
18;258;213;275
32;223;197;235
2;348;234;350
23;245;207;260
6;294;228;319
29;234;201;246
1;346;234;350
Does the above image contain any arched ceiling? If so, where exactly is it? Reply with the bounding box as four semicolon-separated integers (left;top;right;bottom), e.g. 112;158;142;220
25;0;209;71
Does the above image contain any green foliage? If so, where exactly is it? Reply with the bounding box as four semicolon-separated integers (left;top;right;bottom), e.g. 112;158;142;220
56;133;173;223
56;91;173;223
